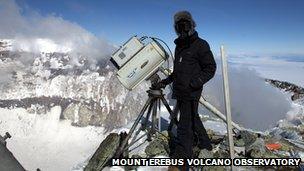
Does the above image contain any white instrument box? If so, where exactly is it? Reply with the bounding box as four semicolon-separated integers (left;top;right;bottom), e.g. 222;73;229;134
116;41;167;90
111;37;144;68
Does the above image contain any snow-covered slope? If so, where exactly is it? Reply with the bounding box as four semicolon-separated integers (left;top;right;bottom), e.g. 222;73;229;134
0;107;106;171
0;40;149;128
266;79;304;129
0;39;149;170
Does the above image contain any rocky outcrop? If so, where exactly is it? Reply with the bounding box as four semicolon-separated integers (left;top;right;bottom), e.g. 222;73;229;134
86;117;304;170
0;96;75;114
145;131;170;157
0;46;149;129
266;79;304;101
84;133;121;171
63;102;106;126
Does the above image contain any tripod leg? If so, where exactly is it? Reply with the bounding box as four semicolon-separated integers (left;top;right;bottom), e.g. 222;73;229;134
151;97;158;135
130;123;144;146
146;98;157;141
158;98;161;131
160;96;173;114
141;98;155;130
130;98;155;145
160;96;179;131
115;96;152;158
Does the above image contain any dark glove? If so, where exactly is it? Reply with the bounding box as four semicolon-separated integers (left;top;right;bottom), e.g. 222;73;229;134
154;79;167;89
189;77;204;90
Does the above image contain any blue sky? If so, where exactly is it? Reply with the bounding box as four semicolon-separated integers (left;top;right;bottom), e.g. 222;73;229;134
16;0;304;56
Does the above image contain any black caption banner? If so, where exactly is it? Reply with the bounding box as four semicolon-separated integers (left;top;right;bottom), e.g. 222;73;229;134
111;158;302;167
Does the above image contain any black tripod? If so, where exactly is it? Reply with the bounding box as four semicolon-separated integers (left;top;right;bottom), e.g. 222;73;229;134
114;74;178;158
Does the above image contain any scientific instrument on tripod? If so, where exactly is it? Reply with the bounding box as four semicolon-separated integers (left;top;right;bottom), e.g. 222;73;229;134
110;36;178;158
109;35;243;160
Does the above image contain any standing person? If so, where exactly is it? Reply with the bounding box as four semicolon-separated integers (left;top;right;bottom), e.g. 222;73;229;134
156;10;216;165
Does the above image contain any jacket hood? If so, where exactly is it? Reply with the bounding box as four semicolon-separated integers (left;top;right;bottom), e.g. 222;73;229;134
173;10;196;36
174;11;196;26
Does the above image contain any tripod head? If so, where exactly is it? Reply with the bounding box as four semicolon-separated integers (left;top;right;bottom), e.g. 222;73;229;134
148;73;163;90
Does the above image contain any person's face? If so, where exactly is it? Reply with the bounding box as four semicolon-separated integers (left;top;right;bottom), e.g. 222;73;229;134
175;19;192;37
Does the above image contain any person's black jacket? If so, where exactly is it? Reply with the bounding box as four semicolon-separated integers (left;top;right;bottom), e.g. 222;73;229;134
162;31;216;100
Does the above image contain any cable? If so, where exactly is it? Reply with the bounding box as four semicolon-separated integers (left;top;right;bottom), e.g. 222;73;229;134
148;37;174;91
141;36;171;68
140;36;174;91
149;37;174;61
149;37;170;69
139;36;148;42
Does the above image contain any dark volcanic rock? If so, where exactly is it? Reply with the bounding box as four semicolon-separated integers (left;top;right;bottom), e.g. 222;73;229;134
245;137;266;158
0;96;76;115
145;131;170;157
84;133;121;171
145;138;169;157
63;102;106;127
237;130;258;147
266;79;304;101
198;149;214;158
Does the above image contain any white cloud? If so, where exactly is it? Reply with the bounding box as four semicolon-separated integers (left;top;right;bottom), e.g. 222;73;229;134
0;0;115;59
202;65;292;131
166;58;293;131
228;54;304;87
